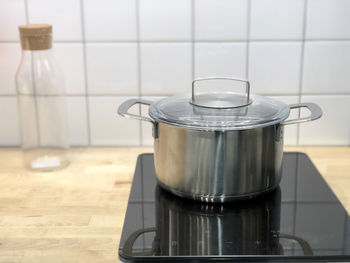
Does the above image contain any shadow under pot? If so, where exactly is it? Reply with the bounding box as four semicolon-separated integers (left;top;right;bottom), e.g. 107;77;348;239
123;186;313;257
118;77;322;202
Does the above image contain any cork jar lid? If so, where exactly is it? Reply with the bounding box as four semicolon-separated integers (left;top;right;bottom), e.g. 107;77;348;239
19;24;52;50
19;24;52;36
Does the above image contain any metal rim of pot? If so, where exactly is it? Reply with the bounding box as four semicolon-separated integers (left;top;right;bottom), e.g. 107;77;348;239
118;77;323;136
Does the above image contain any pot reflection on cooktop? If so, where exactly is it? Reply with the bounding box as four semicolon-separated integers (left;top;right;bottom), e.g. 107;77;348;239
119;153;350;262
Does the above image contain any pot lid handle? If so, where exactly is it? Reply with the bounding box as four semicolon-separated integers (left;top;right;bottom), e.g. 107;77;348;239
191;77;252;109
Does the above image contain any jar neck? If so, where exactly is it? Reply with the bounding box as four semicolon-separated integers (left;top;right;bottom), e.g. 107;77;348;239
21;48;55;63
22;48;53;55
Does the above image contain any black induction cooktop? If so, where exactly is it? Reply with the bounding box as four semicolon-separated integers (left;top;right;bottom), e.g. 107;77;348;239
119;153;350;262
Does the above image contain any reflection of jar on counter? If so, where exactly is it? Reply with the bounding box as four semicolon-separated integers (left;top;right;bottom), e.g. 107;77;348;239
16;24;69;171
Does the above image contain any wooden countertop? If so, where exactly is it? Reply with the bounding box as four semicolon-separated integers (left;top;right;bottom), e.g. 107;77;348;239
0;147;349;262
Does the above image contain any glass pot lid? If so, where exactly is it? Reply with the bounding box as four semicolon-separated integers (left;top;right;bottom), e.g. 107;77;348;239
149;77;290;131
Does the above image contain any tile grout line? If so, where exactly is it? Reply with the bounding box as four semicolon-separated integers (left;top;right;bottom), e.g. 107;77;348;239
79;0;92;146
6;1;25;144
24;0;42;148
136;0;143;146
2;92;350;97
245;0;251;79
24;0;29;23
2;39;350;44
296;0;308;146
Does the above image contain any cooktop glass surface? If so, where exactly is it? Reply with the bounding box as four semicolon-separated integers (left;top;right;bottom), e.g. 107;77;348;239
119;153;350;262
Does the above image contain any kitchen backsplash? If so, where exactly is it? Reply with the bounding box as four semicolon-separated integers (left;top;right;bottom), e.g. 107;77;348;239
0;0;349;146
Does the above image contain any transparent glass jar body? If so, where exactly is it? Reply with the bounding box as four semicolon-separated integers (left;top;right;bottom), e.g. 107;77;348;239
16;48;69;171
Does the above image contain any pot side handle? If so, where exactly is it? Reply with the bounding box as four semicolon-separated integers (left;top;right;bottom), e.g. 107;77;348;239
279;233;313;256
122;227;157;257
281;103;322;126
118;98;154;124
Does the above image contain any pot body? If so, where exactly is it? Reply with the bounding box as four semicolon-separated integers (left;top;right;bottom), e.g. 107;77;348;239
118;98;322;203
154;122;284;202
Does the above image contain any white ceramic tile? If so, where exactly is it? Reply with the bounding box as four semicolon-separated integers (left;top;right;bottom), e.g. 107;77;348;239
195;43;247;78
0;97;20;146
140;96;165;146
302;42;350;94
269;96;299;146
250;0;304;40
66;96;88;146
86;44;138;95
306;0;350;39
248;42;302;94
0;43;22;95
140;43;192;95
299;95;350;145
89;96;140;146
0;0;26;41
139;0;191;41
27;0;82;41
195;0;248;40
54;43;85;95
84;0;136;41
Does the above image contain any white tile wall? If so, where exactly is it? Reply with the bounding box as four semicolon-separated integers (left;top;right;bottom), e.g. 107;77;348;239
248;42;302;94
54;43;86;95
84;0;137;41
0;0;26;41
250;0;304;40
0;43;21;95
140;43;192;95
89;96;140;146
66;96;88;146
139;0;191;41
306;0;350;39
299;95;350;145
86;43;138;95
0;0;349;146
0;97;20;145
195;43;247;78
27;0;82;41
194;0;248;41
302;42;350;94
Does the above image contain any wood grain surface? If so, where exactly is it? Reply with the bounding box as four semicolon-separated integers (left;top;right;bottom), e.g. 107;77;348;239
0;147;349;262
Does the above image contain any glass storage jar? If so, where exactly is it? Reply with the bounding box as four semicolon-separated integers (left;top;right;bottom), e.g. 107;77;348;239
16;24;69;171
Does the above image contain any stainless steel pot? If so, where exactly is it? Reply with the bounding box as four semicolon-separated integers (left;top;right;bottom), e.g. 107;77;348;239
118;77;322;202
